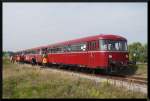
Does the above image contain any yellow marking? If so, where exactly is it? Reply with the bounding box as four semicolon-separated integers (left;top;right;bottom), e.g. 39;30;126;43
43;58;47;63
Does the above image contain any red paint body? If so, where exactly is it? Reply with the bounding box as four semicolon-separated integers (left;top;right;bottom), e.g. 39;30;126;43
16;34;129;70
46;51;128;69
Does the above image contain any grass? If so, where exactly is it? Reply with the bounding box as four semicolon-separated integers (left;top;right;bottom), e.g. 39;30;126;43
135;64;147;77
3;58;147;98
3;57;11;65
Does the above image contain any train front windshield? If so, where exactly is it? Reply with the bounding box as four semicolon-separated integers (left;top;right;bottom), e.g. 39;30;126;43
99;40;128;51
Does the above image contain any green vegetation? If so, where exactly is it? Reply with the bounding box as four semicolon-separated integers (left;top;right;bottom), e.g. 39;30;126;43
3;58;146;98
3;51;14;57
135;64;147;77
3;57;11;65
128;42;147;63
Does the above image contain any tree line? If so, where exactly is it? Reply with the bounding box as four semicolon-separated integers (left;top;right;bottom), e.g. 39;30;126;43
128;42;147;63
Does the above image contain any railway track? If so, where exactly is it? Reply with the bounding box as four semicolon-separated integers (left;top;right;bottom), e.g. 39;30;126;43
93;73;147;85
101;75;147;85
127;76;147;81
124;76;147;85
83;73;147;86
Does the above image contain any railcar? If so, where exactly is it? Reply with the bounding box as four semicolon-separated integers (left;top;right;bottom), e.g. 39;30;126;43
15;34;132;73
19;46;47;64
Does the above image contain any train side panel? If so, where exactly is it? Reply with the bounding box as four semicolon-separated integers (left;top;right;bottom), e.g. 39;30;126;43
88;52;108;68
47;52;108;69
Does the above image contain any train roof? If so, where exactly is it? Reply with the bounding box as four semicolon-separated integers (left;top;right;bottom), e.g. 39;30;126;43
17;34;127;52
46;34;127;47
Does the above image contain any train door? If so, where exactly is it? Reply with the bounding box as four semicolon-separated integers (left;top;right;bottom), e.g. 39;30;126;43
41;48;48;65
87;41;94;67
38;48;47;64
87;40;98;68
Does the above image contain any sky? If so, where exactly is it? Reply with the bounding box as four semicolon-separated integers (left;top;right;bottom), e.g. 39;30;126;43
3;3;147;52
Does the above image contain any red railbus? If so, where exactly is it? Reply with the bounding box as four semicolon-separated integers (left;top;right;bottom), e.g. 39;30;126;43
15;34;132;73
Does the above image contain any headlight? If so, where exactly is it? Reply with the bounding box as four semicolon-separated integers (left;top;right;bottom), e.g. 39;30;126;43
109;55;112;58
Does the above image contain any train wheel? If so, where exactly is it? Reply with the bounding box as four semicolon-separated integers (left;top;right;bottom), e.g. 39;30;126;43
95;68;104;74
105;67;112;74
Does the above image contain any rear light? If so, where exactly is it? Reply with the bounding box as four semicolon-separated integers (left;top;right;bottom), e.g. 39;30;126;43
109;55;112;58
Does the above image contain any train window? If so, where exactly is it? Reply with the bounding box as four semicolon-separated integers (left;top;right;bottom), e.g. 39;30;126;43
67;45;71;52
81;44;86;51
51;48;56;53
28;51;31;54
61;46;66;52
33;50;37;54
70;44;79;51
35;50;39;54
47;48;51;53
71;43;86;51
99;40;107;51
28;51;30;54
35;50;38;54
93;42;95;49
62;46;67;52
96;40;99;50
41;48;48;54
99;40;127;51
31;50;34;54
87;42;90;50
50;48;52;53
37;49;40;54
93;42;96;49
55;47;63;53
94;41;97;50
41;44;87;53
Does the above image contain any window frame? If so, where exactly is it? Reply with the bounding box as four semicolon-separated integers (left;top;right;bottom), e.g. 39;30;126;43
99;39;128;51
